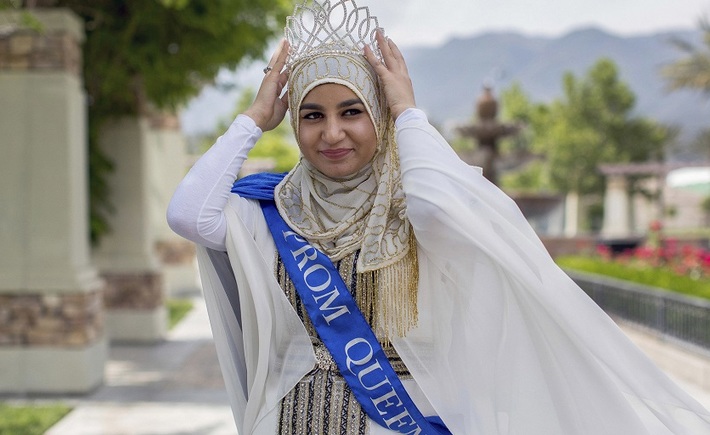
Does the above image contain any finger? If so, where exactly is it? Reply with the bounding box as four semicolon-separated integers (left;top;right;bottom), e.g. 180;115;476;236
365;45;382;70
272;39;290;73
364;44;386;73
375;29;396;69
387;38;405;64
277;70;288;88
388;39;410;76
264;42;281;71
264;39;287;76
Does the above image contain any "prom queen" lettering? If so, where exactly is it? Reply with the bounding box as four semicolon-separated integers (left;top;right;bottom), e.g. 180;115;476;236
282;229;423;434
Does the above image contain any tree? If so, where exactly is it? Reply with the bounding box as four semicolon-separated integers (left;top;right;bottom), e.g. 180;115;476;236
54;0;292;114
23;0;293;242
689;128;710;161
662;17;710;94
663;18;710;162
501;59;669;197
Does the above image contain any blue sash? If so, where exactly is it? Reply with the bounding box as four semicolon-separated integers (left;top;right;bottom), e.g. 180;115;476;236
233;173;451;434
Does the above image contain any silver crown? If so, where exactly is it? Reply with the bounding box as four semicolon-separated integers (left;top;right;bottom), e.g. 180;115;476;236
285;0;383;67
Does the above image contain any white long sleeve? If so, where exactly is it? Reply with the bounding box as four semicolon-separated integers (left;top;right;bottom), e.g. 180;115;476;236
167;114;262;251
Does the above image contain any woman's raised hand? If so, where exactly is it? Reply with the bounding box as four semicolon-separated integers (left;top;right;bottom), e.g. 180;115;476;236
364;30;416;120
244;39;290;132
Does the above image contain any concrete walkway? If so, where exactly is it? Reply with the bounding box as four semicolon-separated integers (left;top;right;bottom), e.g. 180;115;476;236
33;298;710;434
619;321;710;409
45;296;235;435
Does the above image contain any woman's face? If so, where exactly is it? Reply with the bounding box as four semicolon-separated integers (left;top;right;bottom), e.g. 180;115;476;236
297;83;378;179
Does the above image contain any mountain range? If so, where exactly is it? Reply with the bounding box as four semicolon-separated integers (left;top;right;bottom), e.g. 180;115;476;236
402;27;709;151
181;27;710;155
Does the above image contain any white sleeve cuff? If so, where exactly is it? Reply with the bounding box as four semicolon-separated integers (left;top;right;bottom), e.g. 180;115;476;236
395;108;429;128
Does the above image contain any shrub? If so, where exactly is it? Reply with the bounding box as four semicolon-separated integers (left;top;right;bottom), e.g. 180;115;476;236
558;234;710;301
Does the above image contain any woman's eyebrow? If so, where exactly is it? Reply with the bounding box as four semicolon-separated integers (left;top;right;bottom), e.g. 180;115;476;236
337;98;363;108
299;102;324;111
299;98;364;111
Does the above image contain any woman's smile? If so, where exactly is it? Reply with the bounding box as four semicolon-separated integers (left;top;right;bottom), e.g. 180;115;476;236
320;148;354;160
297;83;378;179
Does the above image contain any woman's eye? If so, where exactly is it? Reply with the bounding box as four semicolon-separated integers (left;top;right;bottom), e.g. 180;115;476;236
302;112;322;120
343;108;363;116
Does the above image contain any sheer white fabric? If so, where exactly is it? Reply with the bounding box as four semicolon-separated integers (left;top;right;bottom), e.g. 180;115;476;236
197;193;434;434
183;109;710;434
393;110;710;434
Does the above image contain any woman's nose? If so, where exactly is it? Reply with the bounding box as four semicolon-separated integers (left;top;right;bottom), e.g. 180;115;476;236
322;118;345;144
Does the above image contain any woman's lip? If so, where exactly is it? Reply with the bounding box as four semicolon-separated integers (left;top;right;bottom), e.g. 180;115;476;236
320;149;352;159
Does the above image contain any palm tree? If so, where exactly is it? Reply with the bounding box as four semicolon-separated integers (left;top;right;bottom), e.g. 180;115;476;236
663;18;710;93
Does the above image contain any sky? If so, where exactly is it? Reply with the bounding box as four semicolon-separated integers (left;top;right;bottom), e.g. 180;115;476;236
180;0;710;135
368;0;710;47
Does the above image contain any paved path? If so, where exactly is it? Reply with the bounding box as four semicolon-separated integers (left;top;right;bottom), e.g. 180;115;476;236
36;298;710;435
45;296;235;435
619;321;710;410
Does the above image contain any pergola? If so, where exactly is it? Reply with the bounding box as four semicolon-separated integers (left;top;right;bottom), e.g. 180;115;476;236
598;162;709;238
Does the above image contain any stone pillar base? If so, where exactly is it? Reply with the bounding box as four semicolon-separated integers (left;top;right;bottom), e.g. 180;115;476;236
0;290;105;394
155;240;200;298
0;338;107;394
103;271;166;343
106;308;167;343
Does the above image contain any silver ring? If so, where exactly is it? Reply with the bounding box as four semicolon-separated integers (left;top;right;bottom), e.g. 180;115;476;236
263;65;273;74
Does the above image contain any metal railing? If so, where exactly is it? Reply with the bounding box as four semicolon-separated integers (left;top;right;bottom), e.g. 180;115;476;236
568;270;710;351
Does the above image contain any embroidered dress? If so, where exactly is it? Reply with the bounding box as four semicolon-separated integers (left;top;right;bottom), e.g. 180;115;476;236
275;251;412;435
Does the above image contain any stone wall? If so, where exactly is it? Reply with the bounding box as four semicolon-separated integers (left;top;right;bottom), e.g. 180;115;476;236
103;273;163;311
155;239;196;266
0;25;81;74
0;291;103;347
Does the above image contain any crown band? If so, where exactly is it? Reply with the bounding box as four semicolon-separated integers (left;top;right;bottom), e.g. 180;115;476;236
285;0;384;68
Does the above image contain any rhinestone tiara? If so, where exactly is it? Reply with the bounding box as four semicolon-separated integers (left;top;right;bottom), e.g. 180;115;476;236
285;0;384;67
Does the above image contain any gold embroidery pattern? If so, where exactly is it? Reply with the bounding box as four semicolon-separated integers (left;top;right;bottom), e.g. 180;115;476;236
276;251;412;435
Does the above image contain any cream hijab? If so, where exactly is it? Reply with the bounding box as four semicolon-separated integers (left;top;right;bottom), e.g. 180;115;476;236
275;52;410;273
275;52;417;337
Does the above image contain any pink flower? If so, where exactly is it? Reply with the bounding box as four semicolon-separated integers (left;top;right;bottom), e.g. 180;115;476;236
596;244;612;260
649;220;663;232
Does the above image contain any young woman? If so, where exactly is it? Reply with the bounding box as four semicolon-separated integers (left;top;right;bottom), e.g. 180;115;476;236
168;1;710;433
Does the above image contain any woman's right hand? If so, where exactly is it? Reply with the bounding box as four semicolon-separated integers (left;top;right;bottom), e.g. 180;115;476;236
364;30;416;121
244;39;290;132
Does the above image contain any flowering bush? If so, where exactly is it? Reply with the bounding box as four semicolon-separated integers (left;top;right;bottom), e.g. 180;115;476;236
595;241;710;281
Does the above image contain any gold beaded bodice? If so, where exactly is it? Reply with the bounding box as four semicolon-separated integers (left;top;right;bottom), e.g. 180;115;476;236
274;250;411;435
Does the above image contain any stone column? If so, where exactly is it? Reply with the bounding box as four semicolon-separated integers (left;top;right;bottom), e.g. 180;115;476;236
564;191;581;237
632;177;660;234
602;174;631;238
0;9;106;393
147;112;200;298
93;117;167;342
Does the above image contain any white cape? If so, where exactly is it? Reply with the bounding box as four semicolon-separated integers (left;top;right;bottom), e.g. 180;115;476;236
196;117;710;434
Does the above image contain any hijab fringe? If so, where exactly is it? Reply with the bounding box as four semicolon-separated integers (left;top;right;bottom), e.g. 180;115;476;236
366;232;419;345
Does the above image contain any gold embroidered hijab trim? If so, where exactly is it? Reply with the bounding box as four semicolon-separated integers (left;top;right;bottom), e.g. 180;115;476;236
276;53;409;272
274;0;418;337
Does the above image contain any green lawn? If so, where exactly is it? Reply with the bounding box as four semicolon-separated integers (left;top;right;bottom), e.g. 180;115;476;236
167;298;194;329
0;403;71;435
557;255;710;300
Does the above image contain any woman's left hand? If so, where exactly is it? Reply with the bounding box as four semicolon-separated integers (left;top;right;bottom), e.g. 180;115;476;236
364;30;416;120
244;39;290;132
